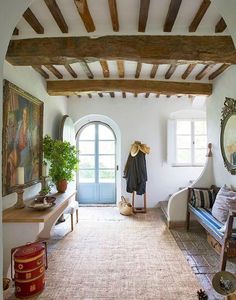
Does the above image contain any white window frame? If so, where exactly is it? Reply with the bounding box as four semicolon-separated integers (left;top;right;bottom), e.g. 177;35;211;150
168;118;207;167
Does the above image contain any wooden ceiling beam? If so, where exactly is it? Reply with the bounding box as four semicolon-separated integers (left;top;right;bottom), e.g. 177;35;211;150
145;93;150;98
182;64;196;80
122;92;126;98
138;0;150;32
110;92;115;98
98;93;103;97
189;0;210;32
13;28;19;35
7;36;236;65
215;17;227;33
108;0;119;32
64;64;78;78
135;62;142;78
100;60;110;78
117;60;124;78
165;64;177;79
80;61;94;79
74;0;95;32
195;64;214;80
208;64;230;80
32;66;49;79
44;0;68;33
150;64;158;79
23;8;44;34
47;79;212;97
44;65;63;79
164;0;182;32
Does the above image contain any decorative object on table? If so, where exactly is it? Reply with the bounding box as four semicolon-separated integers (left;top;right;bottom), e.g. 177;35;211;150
2;80;43;196
3;278;10;291
123;141;150;213
43;135;79;193
39;162;52;196
118;196;133;216
197;289;208;299
212;271;236;296
14;185;25;209
11;241;48;299
220;97;236;175
28;195;56;210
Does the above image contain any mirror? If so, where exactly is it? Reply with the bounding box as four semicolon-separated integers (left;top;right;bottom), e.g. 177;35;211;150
60;115;76;146
220;97;236;175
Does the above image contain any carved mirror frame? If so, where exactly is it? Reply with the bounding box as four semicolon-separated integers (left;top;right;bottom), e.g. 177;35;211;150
220;97;236;175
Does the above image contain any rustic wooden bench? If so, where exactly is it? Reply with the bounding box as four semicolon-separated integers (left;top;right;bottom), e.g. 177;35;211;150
186;187;236;271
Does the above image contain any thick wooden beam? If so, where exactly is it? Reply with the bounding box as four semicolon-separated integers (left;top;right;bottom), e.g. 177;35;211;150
150;64;158;79
164;0;182;32
74;0;95;32
165;65;177;79
195;64;214;80
7;36;236;65
138;0;150;32
23;8;44;34
64;64;78;78
117;60;124;78
80;61;94;79
135;62;142;78
182;64;196;80
47;79;212;96
215;17;227;33
208;64;230;80
44;65;63;79
13;28;19;36
44;0;68;33
189;0;210;32
108;0;119;32
100;60;110;78
32;66;49;79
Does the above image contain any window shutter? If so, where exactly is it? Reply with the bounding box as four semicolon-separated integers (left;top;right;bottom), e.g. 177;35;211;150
167;119;175;165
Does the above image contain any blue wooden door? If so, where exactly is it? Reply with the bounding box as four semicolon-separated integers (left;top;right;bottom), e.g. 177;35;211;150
77;122;116;204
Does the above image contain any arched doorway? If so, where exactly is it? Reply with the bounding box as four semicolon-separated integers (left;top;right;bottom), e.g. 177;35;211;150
77;121;117;204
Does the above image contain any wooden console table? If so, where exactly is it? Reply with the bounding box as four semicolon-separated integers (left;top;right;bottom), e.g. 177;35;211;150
2;189;76;277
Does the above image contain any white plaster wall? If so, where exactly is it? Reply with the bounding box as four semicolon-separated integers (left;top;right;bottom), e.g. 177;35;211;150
207;66;236;188
2;62;68;210
68;96;204;207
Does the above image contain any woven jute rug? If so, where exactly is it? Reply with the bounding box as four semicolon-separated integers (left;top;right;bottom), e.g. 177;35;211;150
4;208;200;300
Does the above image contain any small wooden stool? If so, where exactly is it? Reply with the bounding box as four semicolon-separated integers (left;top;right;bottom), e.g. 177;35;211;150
63;201;79;231
132;192;146;213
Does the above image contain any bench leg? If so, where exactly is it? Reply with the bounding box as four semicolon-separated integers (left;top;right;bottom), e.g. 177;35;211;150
220;242;227;271
186;210;190;231
76;208;78;223
70;213;74;231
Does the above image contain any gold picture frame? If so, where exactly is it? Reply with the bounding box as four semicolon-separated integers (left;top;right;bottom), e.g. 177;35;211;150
2;80;44;196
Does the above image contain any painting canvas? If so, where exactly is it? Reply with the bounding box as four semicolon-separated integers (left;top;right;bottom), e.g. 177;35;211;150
2;80;43;196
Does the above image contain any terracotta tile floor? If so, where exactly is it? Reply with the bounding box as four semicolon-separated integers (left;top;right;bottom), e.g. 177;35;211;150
166;215;236;300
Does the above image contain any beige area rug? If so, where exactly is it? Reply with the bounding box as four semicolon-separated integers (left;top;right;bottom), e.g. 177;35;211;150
4;208;201;300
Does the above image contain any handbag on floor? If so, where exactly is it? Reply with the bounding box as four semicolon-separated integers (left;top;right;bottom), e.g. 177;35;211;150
118;196;133;216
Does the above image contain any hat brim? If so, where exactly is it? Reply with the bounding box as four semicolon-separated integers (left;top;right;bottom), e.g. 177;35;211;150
212;271;236;295
130;144;139;157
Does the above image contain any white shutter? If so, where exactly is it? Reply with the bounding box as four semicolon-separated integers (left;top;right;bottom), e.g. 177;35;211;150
167;119;176;165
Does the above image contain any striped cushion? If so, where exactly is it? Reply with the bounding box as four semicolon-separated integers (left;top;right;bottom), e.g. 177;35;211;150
188;205;236;239
191;188;214;208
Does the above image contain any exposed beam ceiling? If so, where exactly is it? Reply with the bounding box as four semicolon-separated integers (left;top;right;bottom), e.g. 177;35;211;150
215;17;227;33
23;8;44;34
208;64;230;80
164;0;182;32
117;60;125;78
7;36;236;66
44;0;68;33
138;0;150;32
189;0;211;32
74;0;95;32
182;64;196;80
108;0;119;32
135;62;142;79
47;79;212;96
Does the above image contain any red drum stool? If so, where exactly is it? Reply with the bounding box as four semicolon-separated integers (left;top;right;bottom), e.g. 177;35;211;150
11;241;48;298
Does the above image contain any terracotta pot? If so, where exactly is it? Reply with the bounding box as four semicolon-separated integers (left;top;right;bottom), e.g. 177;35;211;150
56;179;68;193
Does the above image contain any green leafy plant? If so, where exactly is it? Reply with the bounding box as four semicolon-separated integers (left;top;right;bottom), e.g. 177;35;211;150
43;135;79;184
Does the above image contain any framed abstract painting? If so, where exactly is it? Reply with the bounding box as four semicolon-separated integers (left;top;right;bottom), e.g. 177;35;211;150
2;80;44;196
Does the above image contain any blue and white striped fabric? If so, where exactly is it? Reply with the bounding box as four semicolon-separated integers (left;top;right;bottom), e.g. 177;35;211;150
188;204;236;239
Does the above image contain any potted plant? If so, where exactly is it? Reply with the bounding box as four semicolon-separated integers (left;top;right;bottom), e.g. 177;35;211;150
43;135;79;193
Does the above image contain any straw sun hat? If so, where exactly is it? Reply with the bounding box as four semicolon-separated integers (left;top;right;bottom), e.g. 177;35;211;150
130;141;150;157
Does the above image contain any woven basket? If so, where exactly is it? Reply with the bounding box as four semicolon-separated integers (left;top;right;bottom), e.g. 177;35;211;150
118;196;133;216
